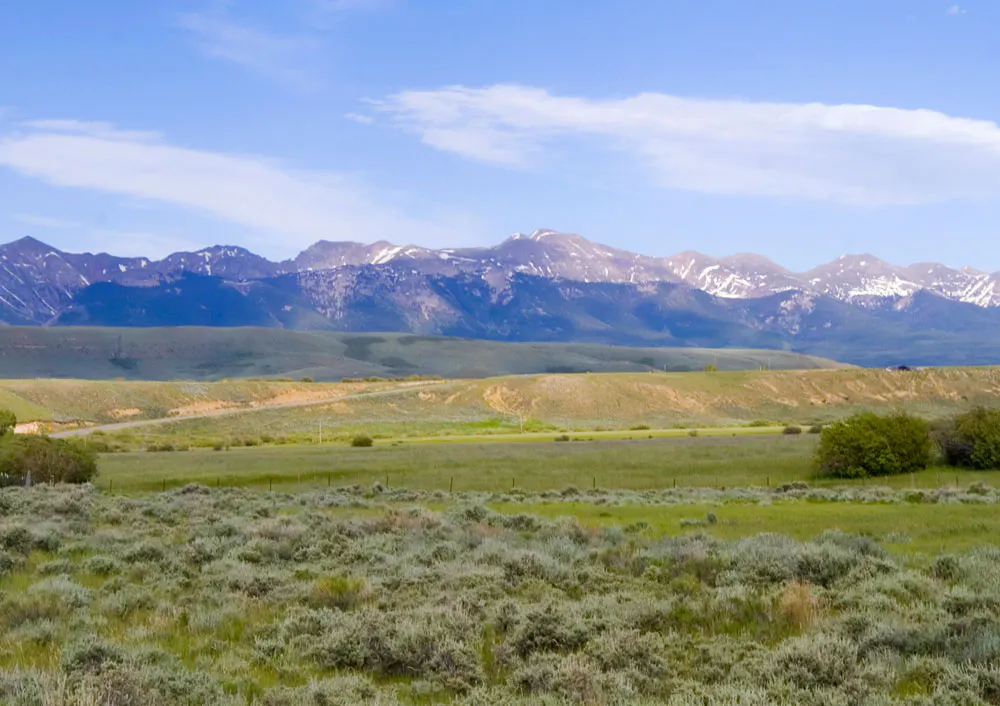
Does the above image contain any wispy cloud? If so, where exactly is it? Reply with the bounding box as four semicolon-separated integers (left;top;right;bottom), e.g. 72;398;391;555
311;0;393;12
178;0;394;86
371;84;1000;205
177;10;323;89
12;213;205;259
343;112;375;124
946;5;968;15
12;214;81;230
0;120;458;255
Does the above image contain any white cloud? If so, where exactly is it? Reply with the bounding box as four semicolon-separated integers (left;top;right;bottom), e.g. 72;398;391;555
22;120;161;142
373;84;1000;205
12;214;82;229
177;11;323;89
946;5;967;14
0;119;457;255
344;112;375;124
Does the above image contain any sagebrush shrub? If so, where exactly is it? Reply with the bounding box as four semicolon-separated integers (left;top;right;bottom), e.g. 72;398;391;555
309;575;373;611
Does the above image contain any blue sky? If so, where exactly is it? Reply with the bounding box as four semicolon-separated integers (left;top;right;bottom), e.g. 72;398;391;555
1;0;998;270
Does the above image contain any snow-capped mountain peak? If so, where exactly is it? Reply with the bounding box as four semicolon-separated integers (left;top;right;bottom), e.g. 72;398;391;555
1;231;999;327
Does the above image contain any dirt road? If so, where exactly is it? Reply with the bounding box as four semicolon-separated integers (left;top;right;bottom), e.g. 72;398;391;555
52;382;446;438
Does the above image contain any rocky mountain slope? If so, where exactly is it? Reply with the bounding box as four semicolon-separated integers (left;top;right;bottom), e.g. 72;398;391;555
1;230;999;366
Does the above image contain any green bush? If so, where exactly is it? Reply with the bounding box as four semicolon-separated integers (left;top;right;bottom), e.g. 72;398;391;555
0;436;98;485
0;410;15;437
815;412;932;478
808;425;823;434
783;426;803;435
937;407;1000;470
145;443;175;453
351;434;374;448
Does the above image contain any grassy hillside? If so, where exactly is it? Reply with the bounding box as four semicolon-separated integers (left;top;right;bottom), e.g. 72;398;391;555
0;379;380;424
0;327;842;381
71;366;1000;448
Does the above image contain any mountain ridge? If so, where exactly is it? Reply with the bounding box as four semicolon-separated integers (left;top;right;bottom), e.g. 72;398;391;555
2;230;1000;367
4;229;997;312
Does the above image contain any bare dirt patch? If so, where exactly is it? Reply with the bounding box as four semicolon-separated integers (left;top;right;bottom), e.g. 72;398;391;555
108;407;143;420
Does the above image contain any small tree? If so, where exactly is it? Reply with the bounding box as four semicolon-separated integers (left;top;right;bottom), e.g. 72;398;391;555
937;407;1000;470
815;412;932;478
0;436;98;485
0;409;16;437
704;364;719;372
351;434;374;448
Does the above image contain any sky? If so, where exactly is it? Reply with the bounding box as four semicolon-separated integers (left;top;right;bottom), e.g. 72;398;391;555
1;0;998;271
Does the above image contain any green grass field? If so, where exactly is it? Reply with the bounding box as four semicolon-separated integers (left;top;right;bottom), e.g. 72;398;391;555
93;433;1000;558
97;433;997;494
491;500;1000;555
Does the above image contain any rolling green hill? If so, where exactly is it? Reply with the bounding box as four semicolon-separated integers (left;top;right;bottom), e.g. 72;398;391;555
0;327;843;381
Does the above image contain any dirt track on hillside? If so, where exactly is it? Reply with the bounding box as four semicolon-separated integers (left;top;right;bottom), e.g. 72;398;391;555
52;382;446;438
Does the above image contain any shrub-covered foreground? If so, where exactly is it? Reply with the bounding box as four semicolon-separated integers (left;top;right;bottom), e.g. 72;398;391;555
3;486;1000;704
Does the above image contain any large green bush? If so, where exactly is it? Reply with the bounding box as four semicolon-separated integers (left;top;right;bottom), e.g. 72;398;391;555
0;410;16;437
0;436;98;485
815;412;933;478
937;407;1000;470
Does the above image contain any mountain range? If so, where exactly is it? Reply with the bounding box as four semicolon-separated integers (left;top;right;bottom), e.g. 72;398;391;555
2;229;999;367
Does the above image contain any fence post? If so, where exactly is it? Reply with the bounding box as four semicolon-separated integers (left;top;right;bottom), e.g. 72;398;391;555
449;476;454;493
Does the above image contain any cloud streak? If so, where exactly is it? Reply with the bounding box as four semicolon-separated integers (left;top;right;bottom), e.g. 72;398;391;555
373;85;1000;205
0;120;455;255
177;11;323;89
12;214;82;230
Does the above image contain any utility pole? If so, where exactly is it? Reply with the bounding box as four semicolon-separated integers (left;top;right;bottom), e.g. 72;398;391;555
319;421;323;445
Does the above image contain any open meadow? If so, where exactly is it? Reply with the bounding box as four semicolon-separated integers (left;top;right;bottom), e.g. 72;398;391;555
4;368;1000;704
